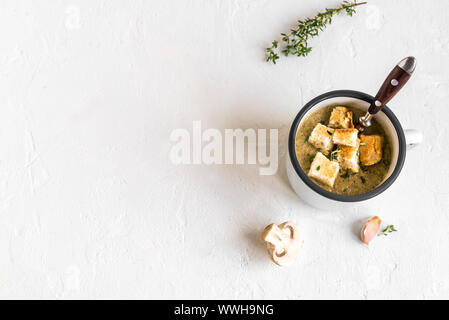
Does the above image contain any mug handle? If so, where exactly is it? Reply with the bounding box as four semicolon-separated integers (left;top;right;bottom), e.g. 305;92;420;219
404;129;423;150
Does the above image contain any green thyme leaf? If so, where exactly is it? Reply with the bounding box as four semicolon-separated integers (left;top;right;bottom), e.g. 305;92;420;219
360;142;367;146
360;176;366;184
316;166;320;171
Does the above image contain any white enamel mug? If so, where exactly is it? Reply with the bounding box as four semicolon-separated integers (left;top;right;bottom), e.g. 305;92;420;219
286;90;422;211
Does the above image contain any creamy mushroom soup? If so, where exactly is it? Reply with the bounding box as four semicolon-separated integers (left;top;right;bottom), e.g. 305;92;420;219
295;105;392;195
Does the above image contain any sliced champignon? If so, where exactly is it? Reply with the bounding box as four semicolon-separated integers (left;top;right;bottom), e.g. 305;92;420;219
261;221;303;266
360;216;382;245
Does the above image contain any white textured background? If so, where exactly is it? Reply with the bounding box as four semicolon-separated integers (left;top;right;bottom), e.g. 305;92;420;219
0;0;448;299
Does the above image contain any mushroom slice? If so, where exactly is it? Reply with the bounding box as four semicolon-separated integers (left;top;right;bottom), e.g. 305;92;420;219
261;221;303;266
360;216;382;245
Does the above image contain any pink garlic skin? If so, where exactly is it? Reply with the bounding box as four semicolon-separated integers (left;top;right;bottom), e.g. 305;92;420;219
360;216;382;245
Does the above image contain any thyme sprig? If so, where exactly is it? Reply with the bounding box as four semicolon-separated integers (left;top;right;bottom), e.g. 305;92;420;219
266;1;367;64
378;225;398;236
330;147;341;161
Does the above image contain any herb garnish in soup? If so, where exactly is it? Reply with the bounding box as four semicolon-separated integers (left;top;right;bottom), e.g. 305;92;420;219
295;105;392;195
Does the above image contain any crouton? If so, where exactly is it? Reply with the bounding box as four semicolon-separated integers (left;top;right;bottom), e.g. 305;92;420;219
336;138;360;173
308;152;340;188
333;128;359;147
328;106;354;129
308;123;335;155
359;135;383;166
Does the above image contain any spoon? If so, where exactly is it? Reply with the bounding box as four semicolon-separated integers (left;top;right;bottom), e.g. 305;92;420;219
355;56;416;132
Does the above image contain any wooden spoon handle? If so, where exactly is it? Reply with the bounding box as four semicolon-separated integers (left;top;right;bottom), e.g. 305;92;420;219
368;56;416;114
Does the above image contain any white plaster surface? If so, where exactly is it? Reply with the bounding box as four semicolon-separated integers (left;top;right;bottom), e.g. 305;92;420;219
0;0;448;299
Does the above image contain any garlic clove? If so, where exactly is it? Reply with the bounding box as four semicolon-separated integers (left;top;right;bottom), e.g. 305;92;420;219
360;216;382;245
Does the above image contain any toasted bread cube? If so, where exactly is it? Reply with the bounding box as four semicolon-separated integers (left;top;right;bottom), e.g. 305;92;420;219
336;138;360;173
333;128;358;147
359;135;383;166
328;106;354;129
308;152;340;188
308;123;334;155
